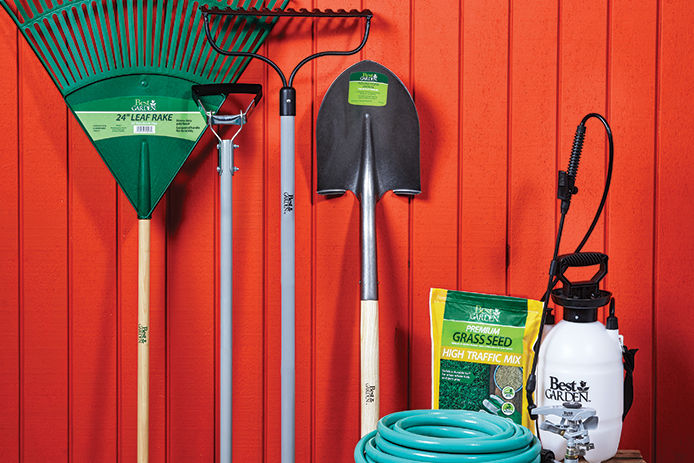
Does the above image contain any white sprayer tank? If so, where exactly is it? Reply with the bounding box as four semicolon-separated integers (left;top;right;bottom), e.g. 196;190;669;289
537;320;623;462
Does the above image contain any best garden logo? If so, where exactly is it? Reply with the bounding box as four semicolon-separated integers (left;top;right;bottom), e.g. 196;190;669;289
132;99;157;111
544;376;591;403
470;306;501;323
359;72;379;82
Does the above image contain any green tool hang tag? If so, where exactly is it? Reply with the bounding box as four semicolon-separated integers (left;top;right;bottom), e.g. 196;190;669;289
73;95;206;142
348;72;388;106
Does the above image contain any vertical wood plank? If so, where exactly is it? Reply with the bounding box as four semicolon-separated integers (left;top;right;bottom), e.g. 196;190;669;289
68;116;118;462
0;15;19;463
294;2;317;461
607;1;657;459
220;60;268;462
507;0;557;300
166;140;215;462
313;0;362;459
362;0;412;424
459;0;509;294
262;2;314;459
19;40;69;462
410;0;460;409
150;203;167;463
557;1;607;256
118;196;138;463
655;0;694;460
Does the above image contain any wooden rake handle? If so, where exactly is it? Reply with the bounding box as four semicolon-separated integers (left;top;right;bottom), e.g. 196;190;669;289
360;299;379;436
137;219;151;463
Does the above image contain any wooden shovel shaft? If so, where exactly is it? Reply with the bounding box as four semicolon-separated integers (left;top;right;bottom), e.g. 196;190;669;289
138;219;151;463
360;299;379;436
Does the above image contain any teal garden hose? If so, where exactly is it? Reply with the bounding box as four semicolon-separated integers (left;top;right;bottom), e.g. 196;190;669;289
355;410;541;462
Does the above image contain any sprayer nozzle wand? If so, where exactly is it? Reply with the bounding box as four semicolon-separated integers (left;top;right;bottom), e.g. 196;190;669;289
558;123;586;213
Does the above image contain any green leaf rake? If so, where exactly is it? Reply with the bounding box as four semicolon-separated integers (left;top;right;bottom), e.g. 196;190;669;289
0;0;286;461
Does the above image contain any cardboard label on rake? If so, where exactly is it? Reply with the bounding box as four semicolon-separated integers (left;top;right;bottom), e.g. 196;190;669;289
65;75;223;219
74;95;206;142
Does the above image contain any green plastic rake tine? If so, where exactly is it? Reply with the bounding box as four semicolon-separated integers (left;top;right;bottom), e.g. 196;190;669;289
105;0;120;68
199;11;233;79
65;8;94;76
180;5;204;73
173;0;197;72
41;18;78;86
36;0;49;17
212;0;259;82
126;0;135;67
31;21;71;88
94;0;115;71
215;0;286;82
136;0;143;66
85;2;108;72
199;0;246;79
144;0;152;66
157;0;174;70
76;5;101;74
167;0;185;69
1;0;33;25
151;0;161;67
116;0;127;67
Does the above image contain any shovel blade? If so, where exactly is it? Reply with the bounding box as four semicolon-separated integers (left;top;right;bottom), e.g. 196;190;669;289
317;60;420;199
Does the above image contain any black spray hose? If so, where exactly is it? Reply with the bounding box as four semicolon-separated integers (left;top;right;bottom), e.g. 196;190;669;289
526;113;615;424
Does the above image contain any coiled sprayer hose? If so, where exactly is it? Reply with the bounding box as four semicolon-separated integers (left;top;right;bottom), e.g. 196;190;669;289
355;410;541;462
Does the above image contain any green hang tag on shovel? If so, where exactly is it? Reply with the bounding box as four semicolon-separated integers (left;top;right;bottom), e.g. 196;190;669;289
348;71;389;107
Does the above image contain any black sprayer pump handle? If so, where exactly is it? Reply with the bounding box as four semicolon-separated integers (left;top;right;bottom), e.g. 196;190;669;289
557;251;608;269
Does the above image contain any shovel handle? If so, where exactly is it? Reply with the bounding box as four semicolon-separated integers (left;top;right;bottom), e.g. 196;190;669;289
360;299;379;436
137;219;151;463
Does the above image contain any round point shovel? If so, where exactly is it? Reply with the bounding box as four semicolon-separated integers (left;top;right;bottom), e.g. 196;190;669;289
316;60;421;436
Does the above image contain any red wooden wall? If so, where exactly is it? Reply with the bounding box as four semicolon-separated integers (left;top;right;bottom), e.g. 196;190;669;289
0;1;691;462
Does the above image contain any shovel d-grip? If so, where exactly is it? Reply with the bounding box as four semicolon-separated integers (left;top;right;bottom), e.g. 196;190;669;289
192;82;262;463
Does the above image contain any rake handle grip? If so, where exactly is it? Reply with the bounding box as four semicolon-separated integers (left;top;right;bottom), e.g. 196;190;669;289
137;219;151;463
360;299;379;436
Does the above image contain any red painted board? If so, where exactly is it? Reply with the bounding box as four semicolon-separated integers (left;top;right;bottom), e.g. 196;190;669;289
507;0;558;300
363;0;412;429
607;1;657;460
19;40;69;462
655;0;694;460
150;201;168;462
262;0;315;459
212;59;268;462
117;195;138;463
0;15;19;462
115;157;169;462
459;0;509;295
313;0;363;460
167;136;216;462
557;0;608;257
410;0;460;410
68;113;118;461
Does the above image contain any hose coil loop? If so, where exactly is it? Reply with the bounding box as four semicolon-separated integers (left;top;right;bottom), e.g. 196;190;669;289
355;410;541;462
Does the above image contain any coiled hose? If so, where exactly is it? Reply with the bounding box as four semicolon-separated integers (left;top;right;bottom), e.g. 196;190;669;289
355;410;541;462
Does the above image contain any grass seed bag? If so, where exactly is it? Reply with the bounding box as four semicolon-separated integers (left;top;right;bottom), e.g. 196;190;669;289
430;288;542;429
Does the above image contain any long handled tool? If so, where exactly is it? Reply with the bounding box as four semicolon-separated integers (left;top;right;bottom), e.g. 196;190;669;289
0;1;283;461
201;7;372;461
316;60;421;436
192;83;262;463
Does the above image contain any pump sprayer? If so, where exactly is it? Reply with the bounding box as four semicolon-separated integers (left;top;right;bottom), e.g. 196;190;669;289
525;114;637;462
